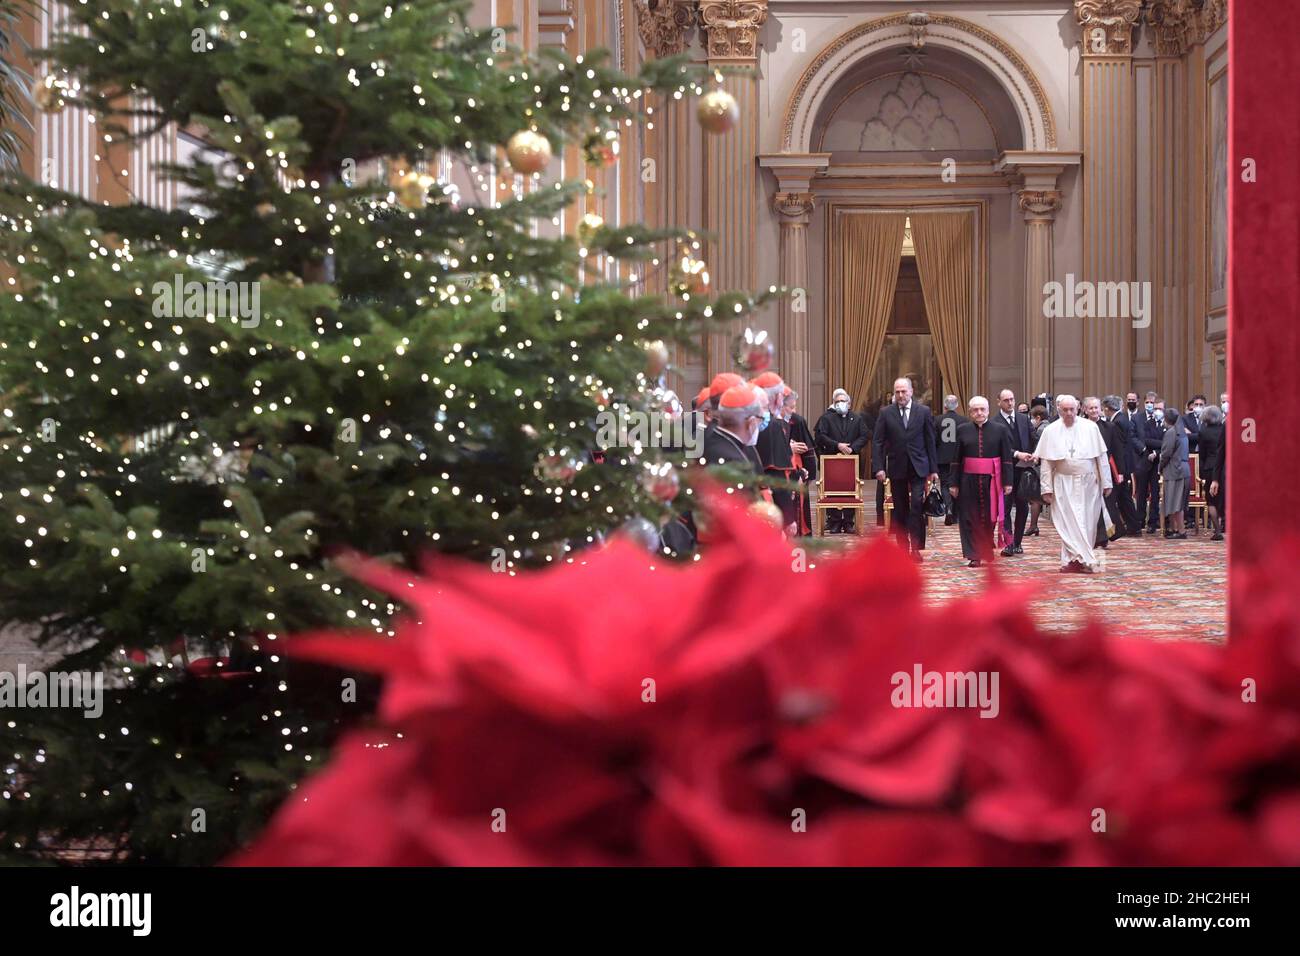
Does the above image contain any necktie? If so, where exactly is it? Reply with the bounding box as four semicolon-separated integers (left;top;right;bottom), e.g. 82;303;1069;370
902;405;909;429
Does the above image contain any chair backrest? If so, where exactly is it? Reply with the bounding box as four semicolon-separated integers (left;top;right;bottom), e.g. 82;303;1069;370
1188;453;1204;501
819;455;859;498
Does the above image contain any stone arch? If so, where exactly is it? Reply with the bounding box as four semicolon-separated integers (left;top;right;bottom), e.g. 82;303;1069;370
781;13;1057;153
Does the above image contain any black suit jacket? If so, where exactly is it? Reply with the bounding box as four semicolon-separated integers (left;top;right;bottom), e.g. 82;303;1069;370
1095;417;1121;475
1122;410;1146;467
1141;413;1167;456
1181;412;1201;454
936;411;968;466
1108;412;1139;474
993;410;1032;467
872;402;938;480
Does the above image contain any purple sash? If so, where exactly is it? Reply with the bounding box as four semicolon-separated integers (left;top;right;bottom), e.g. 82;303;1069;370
962;457;1006;548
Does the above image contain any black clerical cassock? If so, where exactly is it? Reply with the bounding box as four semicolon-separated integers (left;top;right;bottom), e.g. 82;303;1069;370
950;419;1014;561
755;416;799;528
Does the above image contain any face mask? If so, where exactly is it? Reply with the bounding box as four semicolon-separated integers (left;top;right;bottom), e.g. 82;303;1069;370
1127;400;1138;410
1221;401;1228;414
1155;411;1165;423
759;411;771;431
1144;403;1154;414
834;401;848;414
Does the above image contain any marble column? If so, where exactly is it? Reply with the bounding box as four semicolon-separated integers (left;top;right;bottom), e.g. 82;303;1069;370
758;153;828;397
1019;189;1063;395
772;192;814;396
633;0;703;388
698;0;767;378
1074;0;1141;395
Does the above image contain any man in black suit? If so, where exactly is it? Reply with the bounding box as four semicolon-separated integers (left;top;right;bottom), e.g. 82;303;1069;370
872;377;938;562
1137;395;1168;532
1102;394;1142;535
1084;396;1125;545
992;389;1035;556
935;394;967;525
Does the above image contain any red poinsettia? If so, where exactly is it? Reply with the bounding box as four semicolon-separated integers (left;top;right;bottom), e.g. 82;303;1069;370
232;492;1300;866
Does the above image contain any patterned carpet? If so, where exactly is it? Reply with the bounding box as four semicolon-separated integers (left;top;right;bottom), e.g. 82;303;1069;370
834;513;1227;643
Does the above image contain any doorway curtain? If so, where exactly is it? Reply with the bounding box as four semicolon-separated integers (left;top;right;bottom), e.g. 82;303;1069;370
910;211;973;405
840;212;907;408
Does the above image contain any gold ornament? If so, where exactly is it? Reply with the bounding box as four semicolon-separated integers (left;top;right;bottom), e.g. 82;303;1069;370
396;170;435;209
505;129;552;175
577;212;604;245
255;202;276;217
34;74;69;114
669;253;710;297
697;88;739;134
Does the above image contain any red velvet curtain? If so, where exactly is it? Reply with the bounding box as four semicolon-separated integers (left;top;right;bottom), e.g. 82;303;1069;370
1230;1;1300;636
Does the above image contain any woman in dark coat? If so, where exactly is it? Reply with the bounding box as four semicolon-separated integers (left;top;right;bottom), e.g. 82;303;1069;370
1198;404;1226;540
1158;408;1191;538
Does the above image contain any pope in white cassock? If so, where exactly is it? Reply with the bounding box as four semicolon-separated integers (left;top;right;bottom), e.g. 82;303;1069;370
1033;395;1113;573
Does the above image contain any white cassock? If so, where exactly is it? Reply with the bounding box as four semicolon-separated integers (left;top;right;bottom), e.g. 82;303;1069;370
1033;417;1113;569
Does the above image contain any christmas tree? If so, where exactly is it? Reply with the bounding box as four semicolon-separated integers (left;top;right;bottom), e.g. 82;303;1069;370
0;0;761;863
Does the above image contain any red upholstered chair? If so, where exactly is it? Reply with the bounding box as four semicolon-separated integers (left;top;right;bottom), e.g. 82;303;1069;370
1187;452;1207;530
814;454;865;536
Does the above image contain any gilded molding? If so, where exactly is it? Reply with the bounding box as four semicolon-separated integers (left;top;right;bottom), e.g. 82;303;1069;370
1147;0;1228;56
781;13;1057;151
632;0;696;59
697;0;768;61
1075;0;1143;56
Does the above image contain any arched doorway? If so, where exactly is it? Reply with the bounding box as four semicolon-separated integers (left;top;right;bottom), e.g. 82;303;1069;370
764;13;1076;414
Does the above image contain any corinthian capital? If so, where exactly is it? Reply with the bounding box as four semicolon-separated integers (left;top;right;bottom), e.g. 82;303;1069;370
1019;189;1063;219
1147;0;1193;56
697;0;768;62
773;191;814;223
633;0;697;59
1075;0;1143;55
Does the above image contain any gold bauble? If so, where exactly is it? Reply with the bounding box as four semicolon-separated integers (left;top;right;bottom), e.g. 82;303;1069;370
34;75;68;114
669;253;710;298
396;170;434;209
505;129;552;176
697;88;739;134
577;212;604;245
